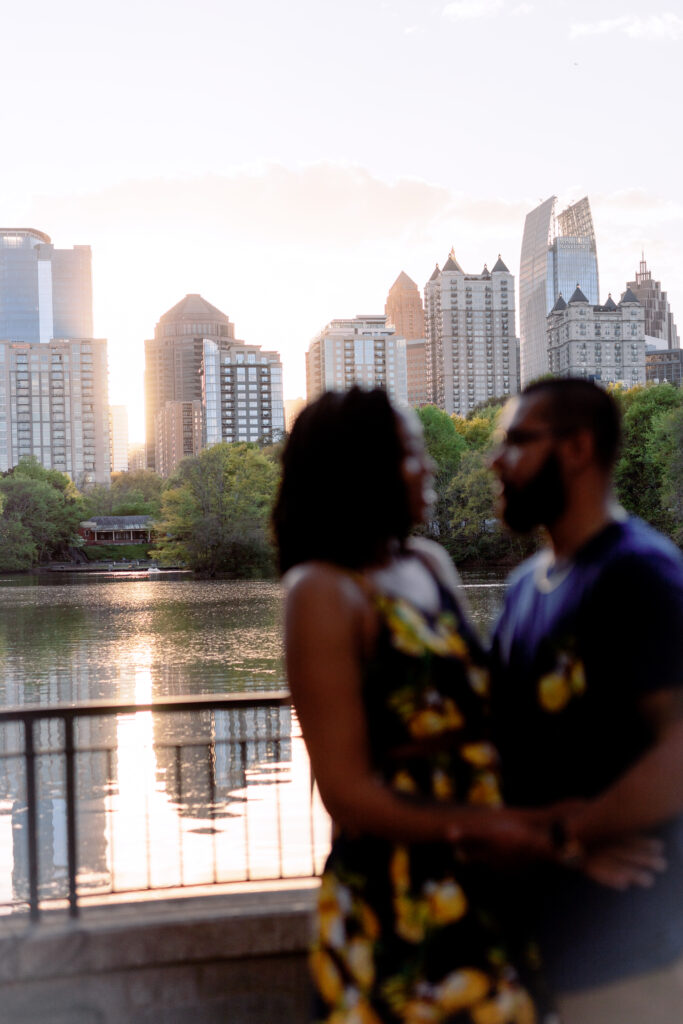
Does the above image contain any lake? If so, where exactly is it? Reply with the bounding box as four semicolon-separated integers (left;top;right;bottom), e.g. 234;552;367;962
0;570;508;913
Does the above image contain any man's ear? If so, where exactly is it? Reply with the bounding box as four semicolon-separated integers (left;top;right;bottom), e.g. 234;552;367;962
560;428;595;474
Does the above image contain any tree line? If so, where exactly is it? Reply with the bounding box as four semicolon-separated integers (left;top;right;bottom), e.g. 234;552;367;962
1;382;681;574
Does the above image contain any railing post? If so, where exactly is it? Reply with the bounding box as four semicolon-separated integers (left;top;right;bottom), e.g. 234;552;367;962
24;718;40;922
64;715;79;918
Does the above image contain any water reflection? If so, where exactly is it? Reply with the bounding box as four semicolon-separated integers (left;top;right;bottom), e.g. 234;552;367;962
0;571;507;911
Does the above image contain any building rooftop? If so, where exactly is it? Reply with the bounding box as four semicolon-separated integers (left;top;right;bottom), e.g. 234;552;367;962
491;255;509;273
568;285;590;304
619;288;640;305
0;228;52;245
159;294;232;324
551;294;568;312
80;516;154;529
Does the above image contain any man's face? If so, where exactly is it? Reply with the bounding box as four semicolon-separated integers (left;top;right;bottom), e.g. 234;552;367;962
490;395;568;533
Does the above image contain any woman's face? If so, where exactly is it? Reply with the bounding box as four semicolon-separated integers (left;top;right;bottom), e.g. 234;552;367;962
396;410;436;525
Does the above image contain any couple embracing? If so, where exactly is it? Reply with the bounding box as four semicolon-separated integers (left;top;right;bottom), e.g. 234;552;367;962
272;379;683;1024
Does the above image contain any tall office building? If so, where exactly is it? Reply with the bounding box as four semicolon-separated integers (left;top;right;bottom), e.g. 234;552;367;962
519;197;599;384
625;256;679;349
385;272;425;340
202;340;284;446
0;339;110;482
0;228;109;483
406;340;429;407
546;286;646;388
0;228;93;342
424;251;518;416
305;316;407;404
144;294;236;470
109;405;129;473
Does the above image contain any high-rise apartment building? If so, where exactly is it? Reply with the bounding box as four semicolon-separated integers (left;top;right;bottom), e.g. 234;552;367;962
424;251;518;416
0;228;109;483
626;256;680;349
0;228;93;343
305;316;407;404
144;294;236;470
0;338;110;482
155;400;203;478
202;340;284;446
109;405;129;473
546;286;645;388
128;443;147;472
519;197;599;384
385;272;425;341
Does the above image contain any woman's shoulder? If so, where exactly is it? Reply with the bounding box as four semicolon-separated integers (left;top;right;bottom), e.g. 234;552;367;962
283;561;370;613
405;537;463;597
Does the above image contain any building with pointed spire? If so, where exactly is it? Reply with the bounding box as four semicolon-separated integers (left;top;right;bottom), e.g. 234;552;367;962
626;255;679;349
385;272;425;340
519;196;599;385
546;285;645;386
423;250;518;415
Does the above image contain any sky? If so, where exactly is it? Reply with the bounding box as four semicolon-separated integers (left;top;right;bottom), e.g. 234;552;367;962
3;0;682;440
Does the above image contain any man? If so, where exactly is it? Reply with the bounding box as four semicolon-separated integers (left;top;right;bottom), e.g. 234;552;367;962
489;378;683;1024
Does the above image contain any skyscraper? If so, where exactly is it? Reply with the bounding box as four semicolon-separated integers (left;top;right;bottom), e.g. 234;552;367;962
0;228;109;483
0;228;93;342
519;197;599;384
305;316;407;404
626;255;680;349
144;294;236;470
424;251;518;416
385;271;425;340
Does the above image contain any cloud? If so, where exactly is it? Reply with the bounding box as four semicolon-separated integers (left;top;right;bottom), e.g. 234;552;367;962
570;13;683;40
511;3;533;15
443;0;504;22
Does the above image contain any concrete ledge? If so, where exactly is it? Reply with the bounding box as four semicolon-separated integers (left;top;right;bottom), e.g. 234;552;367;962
0;885;318;1024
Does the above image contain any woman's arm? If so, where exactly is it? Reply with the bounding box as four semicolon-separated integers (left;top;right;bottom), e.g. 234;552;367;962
284;562;550;855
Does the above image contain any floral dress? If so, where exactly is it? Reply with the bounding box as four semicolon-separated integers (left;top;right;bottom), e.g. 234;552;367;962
309;576;546;1024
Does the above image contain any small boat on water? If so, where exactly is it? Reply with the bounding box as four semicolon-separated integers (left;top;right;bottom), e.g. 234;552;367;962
147;567;162;574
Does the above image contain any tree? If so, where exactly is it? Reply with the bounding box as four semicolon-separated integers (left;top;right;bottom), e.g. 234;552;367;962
615;383;683;532
415;406;466;540
0;457;87;565
152;443;279;576
652;402;683;547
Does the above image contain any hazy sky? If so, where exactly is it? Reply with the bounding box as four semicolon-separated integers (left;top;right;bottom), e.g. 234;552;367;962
3;0;682;439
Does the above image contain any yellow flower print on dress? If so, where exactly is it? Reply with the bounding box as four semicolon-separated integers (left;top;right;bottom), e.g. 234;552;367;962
378;597;469;659
467;771;504;808
345;936;375;990
403;1000;441;1023
310;949;345;1005
431;767;454;801
409;696;464;738
424;879;468;925
538;651;587;713
435;968;491;1013
318;874;351;949
461;742;499;769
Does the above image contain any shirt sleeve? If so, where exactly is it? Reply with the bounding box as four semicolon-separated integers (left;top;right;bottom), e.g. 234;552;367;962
589;549;683;697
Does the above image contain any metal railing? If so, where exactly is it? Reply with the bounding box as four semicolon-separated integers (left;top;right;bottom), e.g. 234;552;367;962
0;693;328;920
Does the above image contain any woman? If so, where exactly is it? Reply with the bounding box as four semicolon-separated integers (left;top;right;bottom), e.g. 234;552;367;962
273;388;553;1024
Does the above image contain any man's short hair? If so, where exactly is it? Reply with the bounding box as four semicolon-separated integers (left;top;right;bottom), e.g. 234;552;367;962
521;378;622;469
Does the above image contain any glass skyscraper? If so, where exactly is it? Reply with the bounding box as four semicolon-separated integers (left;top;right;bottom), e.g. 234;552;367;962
519;197;599;384
0;228;93;342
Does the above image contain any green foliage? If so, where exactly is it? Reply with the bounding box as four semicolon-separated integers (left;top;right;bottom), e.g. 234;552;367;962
415;406;467;541
152;443;279;576
82;544;153;562
0;457;88;569
614;383;683;534
83;469;164;517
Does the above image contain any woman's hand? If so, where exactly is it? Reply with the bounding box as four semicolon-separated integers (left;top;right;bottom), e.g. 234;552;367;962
445;807;554;866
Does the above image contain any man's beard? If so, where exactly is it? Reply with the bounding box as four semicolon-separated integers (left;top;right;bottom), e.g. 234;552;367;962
501;451;567;533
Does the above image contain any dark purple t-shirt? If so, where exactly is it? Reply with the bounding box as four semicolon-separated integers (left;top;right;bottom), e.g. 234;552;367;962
490;517;683;990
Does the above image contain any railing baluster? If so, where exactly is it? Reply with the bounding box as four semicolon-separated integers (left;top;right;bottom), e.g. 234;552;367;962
24;718;40;921
64;715;79;918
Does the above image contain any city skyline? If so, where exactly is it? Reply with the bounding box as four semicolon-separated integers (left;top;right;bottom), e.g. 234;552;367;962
3;0;682;439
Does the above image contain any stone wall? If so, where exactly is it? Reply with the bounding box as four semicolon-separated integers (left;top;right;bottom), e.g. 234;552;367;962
0;886;317;1024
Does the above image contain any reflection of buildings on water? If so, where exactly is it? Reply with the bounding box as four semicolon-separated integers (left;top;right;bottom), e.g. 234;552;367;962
149;658;293;821
153;705;292;821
